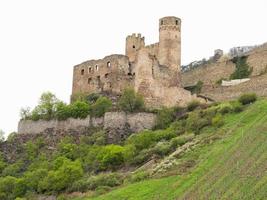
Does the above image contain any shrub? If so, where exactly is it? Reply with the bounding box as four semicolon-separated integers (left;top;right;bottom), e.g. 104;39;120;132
69;101;90;119
238;93;257;105
126;130;156;151
91;97;112;117
129;148;154;165
187;100;200;112
126;171;150;183
118;88;144;112
87;93;101;104
170;133;195;149
152;141;172;157
1;161;24;177
39;159;83;192
212;114;224;127
83;131;107;146
186;111;211;133
155;107;176;129
218;103;232;114
55;102;71;120
69;173;123;192
231;101;243;113
0;176;26;200
97;145;125;170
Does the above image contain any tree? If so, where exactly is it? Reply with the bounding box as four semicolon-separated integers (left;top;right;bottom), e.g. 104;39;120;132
230;57;252;79
31;92;61;120
118;88;144;112
0;129;5;142
91;96;112;117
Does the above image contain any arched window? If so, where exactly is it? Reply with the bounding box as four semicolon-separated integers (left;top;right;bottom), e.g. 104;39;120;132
105;73;109;78
88;67;92;73
107;61;111;68
81;69;84;75
176;20;178;25
88;78;92;84
95;65;99;71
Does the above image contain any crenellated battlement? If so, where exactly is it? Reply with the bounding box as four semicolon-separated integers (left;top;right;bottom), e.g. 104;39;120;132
72;16;192;108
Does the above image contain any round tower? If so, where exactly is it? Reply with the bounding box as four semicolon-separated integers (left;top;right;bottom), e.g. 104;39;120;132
158;16;181;72
125;33;145;62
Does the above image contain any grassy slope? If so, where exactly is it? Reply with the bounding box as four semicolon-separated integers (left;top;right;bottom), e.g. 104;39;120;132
81;100;267;200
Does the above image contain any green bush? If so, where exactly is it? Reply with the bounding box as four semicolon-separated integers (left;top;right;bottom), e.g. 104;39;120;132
91;96;112;117
212;114;224;127
69;173;123;192
126;130;156;151
170;134;195;149
231;101;244;113
118;88;144;112
155;107;176;129
218;103;232;114
23;169;48;192
55;102;71;120
97;145;125;170
152;141;172;157
87;93;101;104
82;131;107;146
238;93;257;105
126;171;150;183
186;111;211;133
1;161;24;177
39;159;83;192
187;100;201;112
69;101;90;119
0;176;26;200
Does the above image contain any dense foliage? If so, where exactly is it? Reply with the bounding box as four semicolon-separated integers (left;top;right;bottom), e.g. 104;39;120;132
0;93;257;199
20;92;112;121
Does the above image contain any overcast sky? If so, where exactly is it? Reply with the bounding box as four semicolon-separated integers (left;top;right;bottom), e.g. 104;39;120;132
0;0;266;136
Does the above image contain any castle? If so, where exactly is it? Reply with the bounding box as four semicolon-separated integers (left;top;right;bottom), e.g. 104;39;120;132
72;16;196;108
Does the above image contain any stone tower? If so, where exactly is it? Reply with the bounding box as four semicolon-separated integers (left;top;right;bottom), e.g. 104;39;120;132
158;16;181;72
125;33;145;62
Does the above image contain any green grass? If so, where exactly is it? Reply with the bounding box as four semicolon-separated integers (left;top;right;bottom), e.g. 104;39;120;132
76;100;267;200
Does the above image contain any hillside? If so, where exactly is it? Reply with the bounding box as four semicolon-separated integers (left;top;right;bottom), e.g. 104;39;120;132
78;100;267;200
1;93;266;200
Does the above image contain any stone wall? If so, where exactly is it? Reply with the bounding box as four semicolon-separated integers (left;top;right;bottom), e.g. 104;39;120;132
181;60;235;87
72;54;133;101
200;73;267;101
181;44;267;88
18;112;156;143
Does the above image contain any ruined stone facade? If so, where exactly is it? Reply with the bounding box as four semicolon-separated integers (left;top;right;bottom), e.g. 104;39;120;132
72;16;195;108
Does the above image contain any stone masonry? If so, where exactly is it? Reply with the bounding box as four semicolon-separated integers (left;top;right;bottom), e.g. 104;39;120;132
72;16;195;108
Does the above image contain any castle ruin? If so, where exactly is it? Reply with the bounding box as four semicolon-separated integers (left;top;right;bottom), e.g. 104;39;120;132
72;16;195;108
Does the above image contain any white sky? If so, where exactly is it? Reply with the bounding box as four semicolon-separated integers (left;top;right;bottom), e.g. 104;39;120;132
0;0;267;136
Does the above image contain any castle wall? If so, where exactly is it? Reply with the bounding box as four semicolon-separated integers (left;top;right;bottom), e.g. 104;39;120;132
181;44;267;88
18;112;156;142
181;60;235;87
200;73;267;101
72;54;133;99
134;48;195;108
